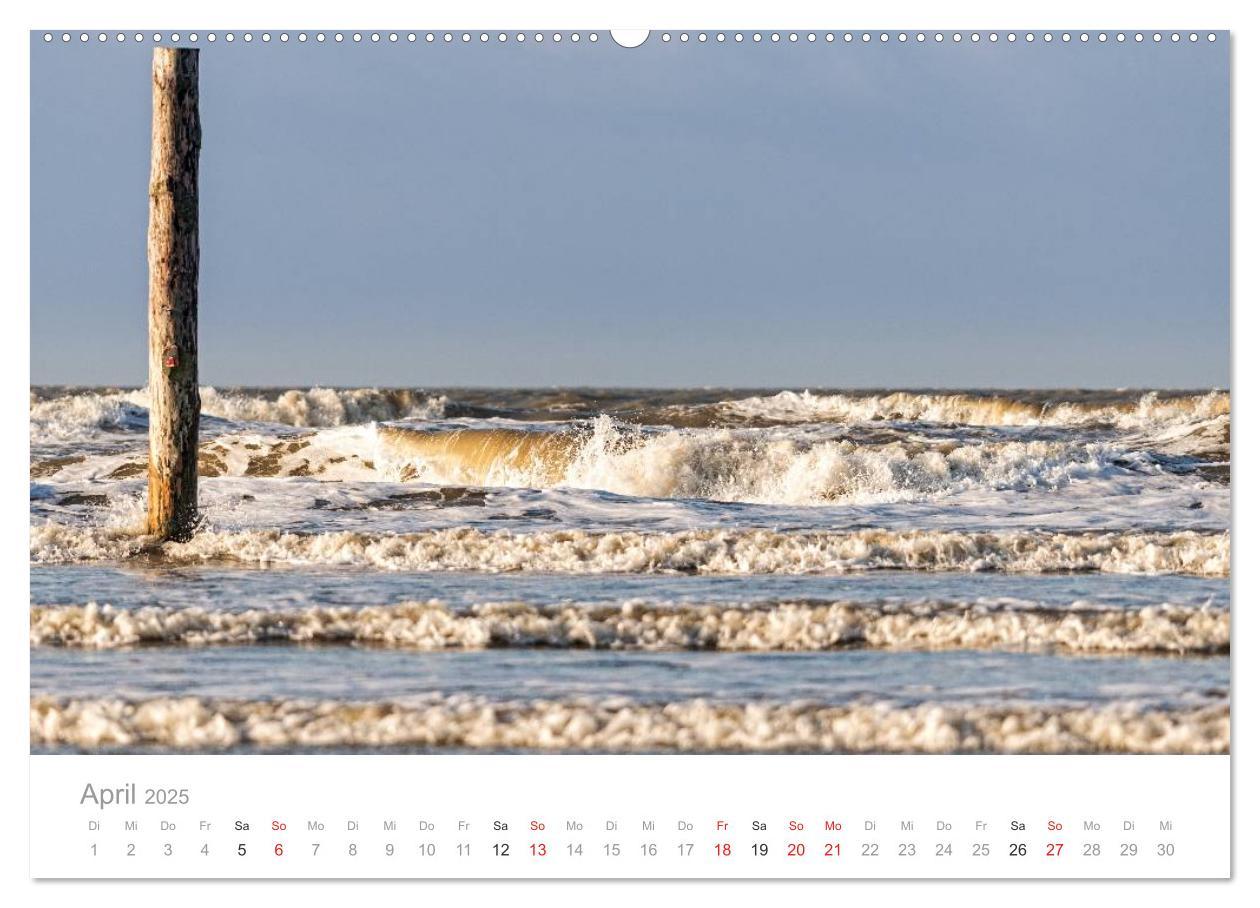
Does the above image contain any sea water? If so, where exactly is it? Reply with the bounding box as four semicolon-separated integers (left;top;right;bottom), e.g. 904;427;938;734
29;387;1230;753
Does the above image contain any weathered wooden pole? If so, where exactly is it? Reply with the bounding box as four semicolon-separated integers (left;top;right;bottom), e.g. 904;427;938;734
146;47;201;540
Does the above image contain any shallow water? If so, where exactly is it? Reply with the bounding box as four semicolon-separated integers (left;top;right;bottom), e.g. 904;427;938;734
32;564;1229;611
31;646;1228;707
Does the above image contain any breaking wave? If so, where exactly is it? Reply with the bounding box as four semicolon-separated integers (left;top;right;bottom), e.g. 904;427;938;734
30;600;1229;654
29;390;150;439
29;525;1229;576
37;421;1150;507
379;420;1142;505
30;387;446;437
30;696;1229;753
719;389;1229;429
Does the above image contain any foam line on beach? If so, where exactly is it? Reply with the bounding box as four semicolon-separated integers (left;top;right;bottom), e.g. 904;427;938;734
29;525;1230;576
29;600;1230;655
29;696;1229;754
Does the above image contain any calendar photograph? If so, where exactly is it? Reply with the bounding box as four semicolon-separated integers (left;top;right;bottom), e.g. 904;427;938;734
29;29;1229;759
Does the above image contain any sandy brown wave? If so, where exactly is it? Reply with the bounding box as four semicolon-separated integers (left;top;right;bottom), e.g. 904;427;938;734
378;425;580;485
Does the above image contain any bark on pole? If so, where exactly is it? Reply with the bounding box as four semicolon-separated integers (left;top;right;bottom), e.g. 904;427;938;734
146;47;201;540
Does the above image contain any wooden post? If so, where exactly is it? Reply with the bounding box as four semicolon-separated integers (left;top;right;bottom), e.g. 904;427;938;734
146;47;201;540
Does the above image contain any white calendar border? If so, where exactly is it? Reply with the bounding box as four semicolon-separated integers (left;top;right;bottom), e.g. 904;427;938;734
4;0;1252;903
28;754;1231;879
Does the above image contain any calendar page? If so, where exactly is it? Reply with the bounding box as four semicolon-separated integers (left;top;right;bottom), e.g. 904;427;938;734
24;2;1234;891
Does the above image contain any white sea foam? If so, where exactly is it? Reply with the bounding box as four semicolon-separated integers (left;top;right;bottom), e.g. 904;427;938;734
30;696;1229;753
28;525;1229;576
196;426;382;481
30;600;1229;654
34;426;384;485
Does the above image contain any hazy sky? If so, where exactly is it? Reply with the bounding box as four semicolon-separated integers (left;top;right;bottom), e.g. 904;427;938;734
31;33;1229;388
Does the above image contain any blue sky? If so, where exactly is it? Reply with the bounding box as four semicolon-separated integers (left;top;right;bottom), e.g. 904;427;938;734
31;34;1229;388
